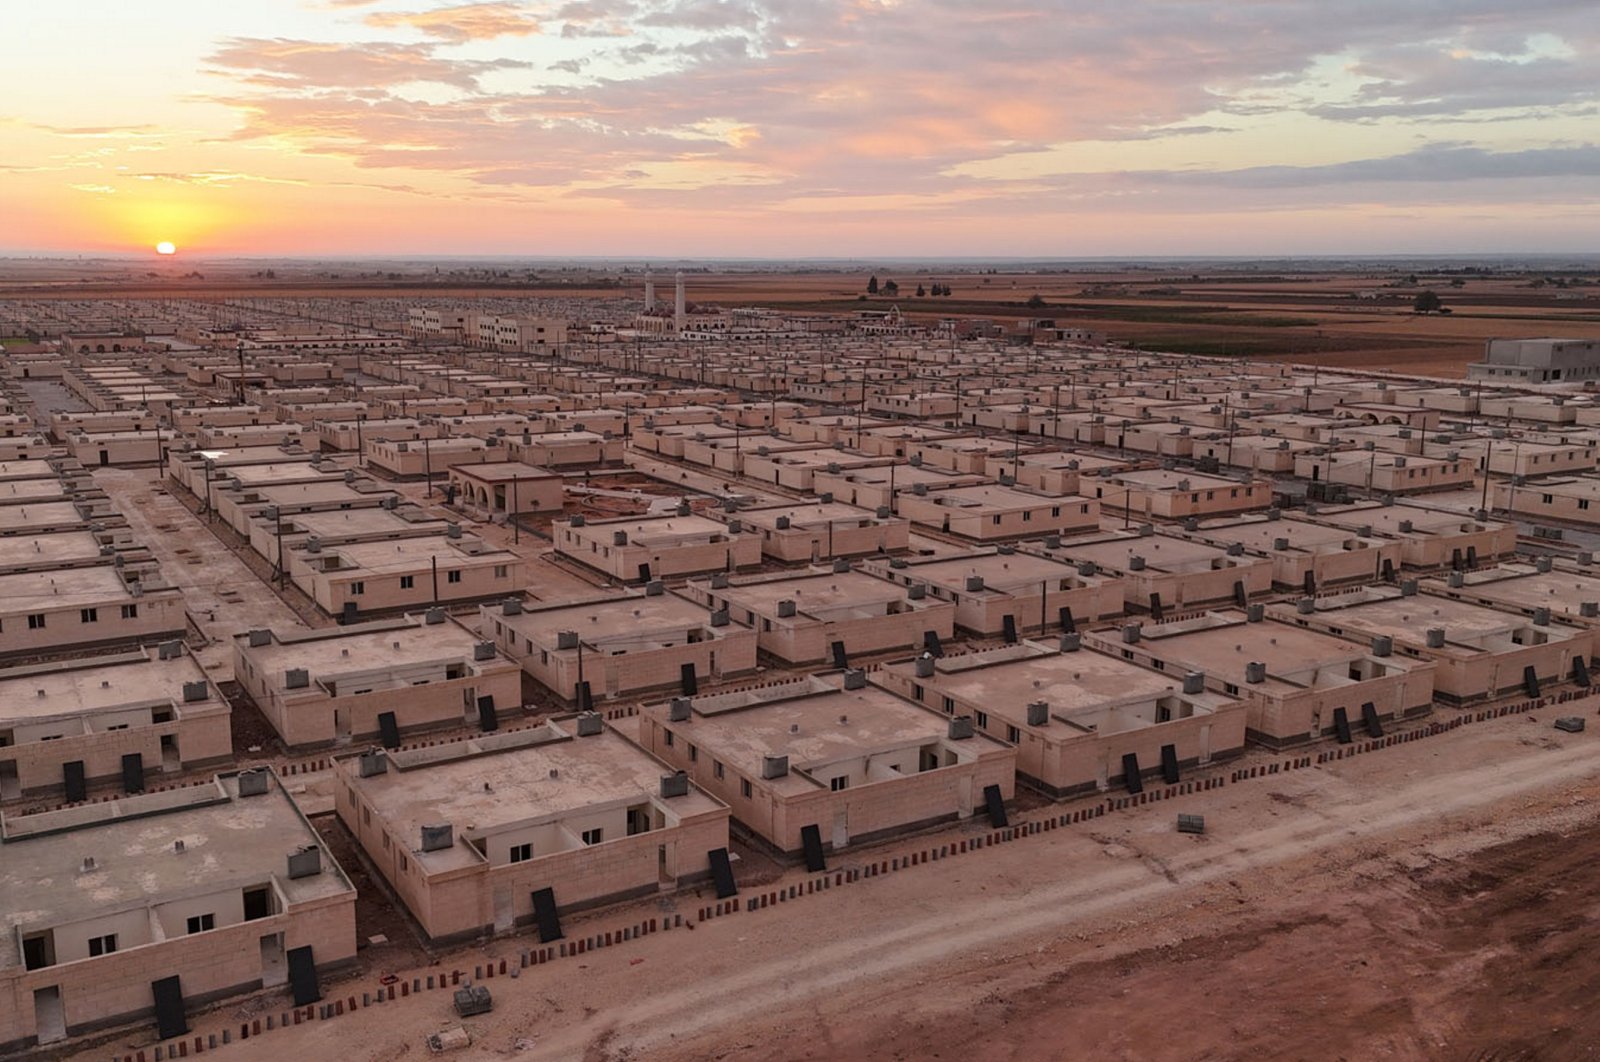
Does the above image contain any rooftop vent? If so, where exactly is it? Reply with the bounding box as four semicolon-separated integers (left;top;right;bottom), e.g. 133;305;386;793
761;755;789;779
948;716;975;740
286;844;322;879
1059;632;1081;652
358;749;387;777
182;680;210;704
1122;623;1141;644
843;669;867;690
284;668;309;690
777;599;797;618
1425;627;1446;648
660;772;689;798
238;768;270;797
1372;635;1393;657
1183;672;1205;694
1245;661;1267;684
502;597;523;616
425;607;446;624
1026;701;1049;727
420;824;453;852
668;698;692;722
473;641;496;661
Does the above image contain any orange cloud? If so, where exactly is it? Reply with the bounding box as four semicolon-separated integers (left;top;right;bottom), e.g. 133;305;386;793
364;2;542;43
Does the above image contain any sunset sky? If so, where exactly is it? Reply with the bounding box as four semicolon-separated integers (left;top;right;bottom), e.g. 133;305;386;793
3;1;1598;257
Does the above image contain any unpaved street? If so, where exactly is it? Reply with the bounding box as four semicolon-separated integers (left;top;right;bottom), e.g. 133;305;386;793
97;702;1600;1062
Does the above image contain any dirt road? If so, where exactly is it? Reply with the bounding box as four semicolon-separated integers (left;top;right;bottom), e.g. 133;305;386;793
101;704;1600;1062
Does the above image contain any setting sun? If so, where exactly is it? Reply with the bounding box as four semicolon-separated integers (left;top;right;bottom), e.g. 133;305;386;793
155;241;176;255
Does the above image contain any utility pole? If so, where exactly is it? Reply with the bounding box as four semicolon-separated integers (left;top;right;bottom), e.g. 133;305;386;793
423;435;433;497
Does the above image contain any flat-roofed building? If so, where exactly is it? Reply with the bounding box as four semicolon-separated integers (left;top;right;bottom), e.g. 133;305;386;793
232;613;521;748
1293;450;1473;493
740;447;892;492
555;513;758;583
479;590;757;703
1026;528;1274;614
732;500;909;562
314;417;437;453
243;504;446;572
212;477;399;536
1268;586;1593;704
681;567;955;665
811;463;989;512
334;720;728;943
0;644;230;800
1179;514;1403;591
291;531;525;619
365;436;489;479
1423;559;1600;628
639;673;1015;855
1297;502;1517;570
504;429;623;469
861;547;1121;637
1084;609;1435;748
0;771;356;1051
1468;338;1600;384
0;565;185;663
1087;469;1272;520
895;484;1098;541
447;461;563;518
1492;474;1600;526
875;640;1245;796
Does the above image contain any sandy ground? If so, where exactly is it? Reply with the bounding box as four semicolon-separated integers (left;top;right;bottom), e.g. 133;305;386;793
73;700;1600;1062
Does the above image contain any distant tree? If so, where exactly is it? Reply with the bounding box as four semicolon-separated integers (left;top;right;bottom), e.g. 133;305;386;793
883;280;899;297
1413;290;1443;314
941;284;953;296
1449;278;1465;287
867;275;879;295
1026;293;1047;309
916;284;926;297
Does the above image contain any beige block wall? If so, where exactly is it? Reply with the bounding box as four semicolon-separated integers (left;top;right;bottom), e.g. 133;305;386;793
754;603;955;664
303;555;526;616
1;895;354;1049
642;715;1015;853
4;711;232;794
0;594;186;661
756;521;909;561
953;579;1123;636
1416;633;1592;703
1043;703;1248;793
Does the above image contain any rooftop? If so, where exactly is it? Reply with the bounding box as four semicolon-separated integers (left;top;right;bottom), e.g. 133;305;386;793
0;773;352;969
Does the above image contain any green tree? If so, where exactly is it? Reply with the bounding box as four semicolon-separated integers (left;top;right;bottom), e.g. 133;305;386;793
883;280;899;297
1413;290;1443;314
1026;293;1046;309
867;275;879;294
916;284;926;297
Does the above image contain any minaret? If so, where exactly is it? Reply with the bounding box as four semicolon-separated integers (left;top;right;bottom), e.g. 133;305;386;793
644;271;656;312
674;271;686;333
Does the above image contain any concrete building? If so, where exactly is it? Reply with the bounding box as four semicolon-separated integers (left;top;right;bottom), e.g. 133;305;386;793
555;513;759;583
232;613;522;748
334;720;729;943
860;547;1122;637
0;771;355;1051
874;640;1246;796
639;673;1016;856
0;564;185;663
1294;450;1473;494
365;436;489;479
1026;528;1275;614
811;463;989;512
732;500;910;562
1085;609;1435;748
1269;585;1593;704
447;461;563;519
681;567;955;665
479;590;757;703
503;430;623;469
1468;337;1600;383
1296;502;1517;570
1423;558;1600;628
895;484;1098;541
290;531;526;620
1178;514;1404;591
1087;469;1271;520
1491;474;1600;526
0;645;230;801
